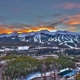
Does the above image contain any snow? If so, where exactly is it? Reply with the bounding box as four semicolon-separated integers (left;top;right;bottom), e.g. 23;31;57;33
26;71;54;80
18;46;29;50
59;68;69;73
34;34;42;43
0;30;80;38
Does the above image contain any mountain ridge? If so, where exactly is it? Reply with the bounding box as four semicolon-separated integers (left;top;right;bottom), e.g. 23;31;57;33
0;30;80;37
0;30;80;48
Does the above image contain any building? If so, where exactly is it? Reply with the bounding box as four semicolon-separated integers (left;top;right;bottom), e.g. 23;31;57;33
58;68;77;79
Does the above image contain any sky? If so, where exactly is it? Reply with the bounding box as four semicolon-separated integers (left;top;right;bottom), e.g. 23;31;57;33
0;0;80;33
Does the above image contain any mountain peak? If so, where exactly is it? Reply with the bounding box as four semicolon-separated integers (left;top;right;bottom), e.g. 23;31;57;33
56;30;77;35
56;30;69;33
8;31;18;36
37;29;50;33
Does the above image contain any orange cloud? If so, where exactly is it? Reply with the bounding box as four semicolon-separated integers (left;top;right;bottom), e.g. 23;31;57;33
0;24;56;34
60;3;80;9
17;26;55;33
65;14;80;25
66;20;80;25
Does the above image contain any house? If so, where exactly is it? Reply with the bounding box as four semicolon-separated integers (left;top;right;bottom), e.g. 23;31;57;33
58;68;77;78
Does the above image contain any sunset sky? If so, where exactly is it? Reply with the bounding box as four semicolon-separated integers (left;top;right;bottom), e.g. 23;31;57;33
0;0;80;33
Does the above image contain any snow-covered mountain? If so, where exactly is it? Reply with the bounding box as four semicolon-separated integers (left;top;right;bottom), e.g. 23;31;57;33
0;30;80;48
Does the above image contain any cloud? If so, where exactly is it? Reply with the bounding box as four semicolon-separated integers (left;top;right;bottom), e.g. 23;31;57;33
0;13;79;33
61;14;80;32
60;3;80;9
0;23;56;34
53;13;62;17
0;14;64;34
65;14;80;25
49;18;64;26
11;22;31;29
37;13;62;20
68;26;77;32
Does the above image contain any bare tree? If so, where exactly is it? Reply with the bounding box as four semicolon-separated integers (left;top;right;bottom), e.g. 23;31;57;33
49;62;57;80
41;62;47;80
